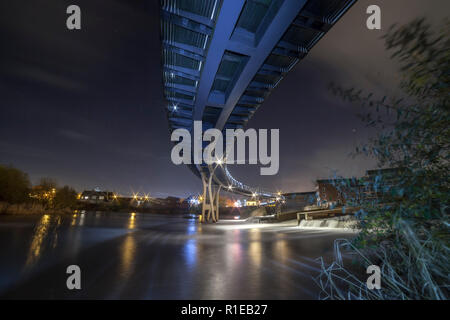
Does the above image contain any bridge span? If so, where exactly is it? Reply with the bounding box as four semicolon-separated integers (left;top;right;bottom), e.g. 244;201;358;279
160;0;356;221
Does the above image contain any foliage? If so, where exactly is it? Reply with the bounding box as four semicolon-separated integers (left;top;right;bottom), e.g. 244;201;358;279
54;186;78;209
30;177;59;208
37;177;58;192
317;221;449;300
0;165;31;204
319;18;449;299
0;165;79;212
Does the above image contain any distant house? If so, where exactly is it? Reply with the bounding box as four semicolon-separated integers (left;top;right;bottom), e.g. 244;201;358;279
79;190;115;203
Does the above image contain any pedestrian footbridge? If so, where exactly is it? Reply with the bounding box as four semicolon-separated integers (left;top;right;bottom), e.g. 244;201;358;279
160;0;356;221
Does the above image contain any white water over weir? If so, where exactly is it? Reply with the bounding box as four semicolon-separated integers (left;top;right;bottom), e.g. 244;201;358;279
299;215;359;230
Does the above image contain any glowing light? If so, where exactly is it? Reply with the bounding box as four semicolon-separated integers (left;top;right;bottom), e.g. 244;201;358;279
190;197;200;205
228;185;232;190
233;216;240;220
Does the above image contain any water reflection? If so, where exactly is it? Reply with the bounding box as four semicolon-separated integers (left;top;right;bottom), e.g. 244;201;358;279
78;213;85;227
248;229;262;267
25;215;61;268
128;213;136;229
231;230;242;263
71;214;77;226
247;229;262;296
183;221;197;268
225;230;243;269
274;239;289;263
0;213;352;299
184;239;197;268
119;233;136;278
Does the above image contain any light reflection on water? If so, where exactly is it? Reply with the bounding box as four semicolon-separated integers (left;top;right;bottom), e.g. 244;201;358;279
274;239;289;263
184;239;197;268
249;229;262;267
119;233;136;278
25;214;61;269
183;221;198;268
0;213;354;299
128;213;136;230
71;214;77;226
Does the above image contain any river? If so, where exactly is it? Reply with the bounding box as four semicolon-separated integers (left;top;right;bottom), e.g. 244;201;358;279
0;212;355;299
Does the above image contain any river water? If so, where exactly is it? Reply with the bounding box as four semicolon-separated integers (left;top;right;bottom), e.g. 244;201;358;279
0;212;355;299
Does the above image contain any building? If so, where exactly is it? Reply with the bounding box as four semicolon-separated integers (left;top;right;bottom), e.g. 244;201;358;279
317;168;405;207
245;200;260;207
317;178;363;207
79;190;115;203
362;167;406;201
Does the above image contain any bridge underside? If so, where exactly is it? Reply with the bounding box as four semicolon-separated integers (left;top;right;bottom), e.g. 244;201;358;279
160;0;356;220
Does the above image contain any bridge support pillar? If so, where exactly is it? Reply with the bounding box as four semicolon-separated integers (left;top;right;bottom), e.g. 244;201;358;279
200;171;221;223
200;171;216;223
214;185;222;221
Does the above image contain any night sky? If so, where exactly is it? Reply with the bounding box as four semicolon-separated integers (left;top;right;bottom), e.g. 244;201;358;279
0;0;447;197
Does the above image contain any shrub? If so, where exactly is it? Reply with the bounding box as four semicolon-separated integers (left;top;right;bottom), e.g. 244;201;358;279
317;18;449;300
54;186;78;209
0;165;30;204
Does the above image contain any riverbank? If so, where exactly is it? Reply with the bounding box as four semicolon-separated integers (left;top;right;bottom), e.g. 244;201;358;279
0;202;74;215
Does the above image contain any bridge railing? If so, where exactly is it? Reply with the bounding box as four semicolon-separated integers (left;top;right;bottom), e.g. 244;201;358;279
223;166;282;199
